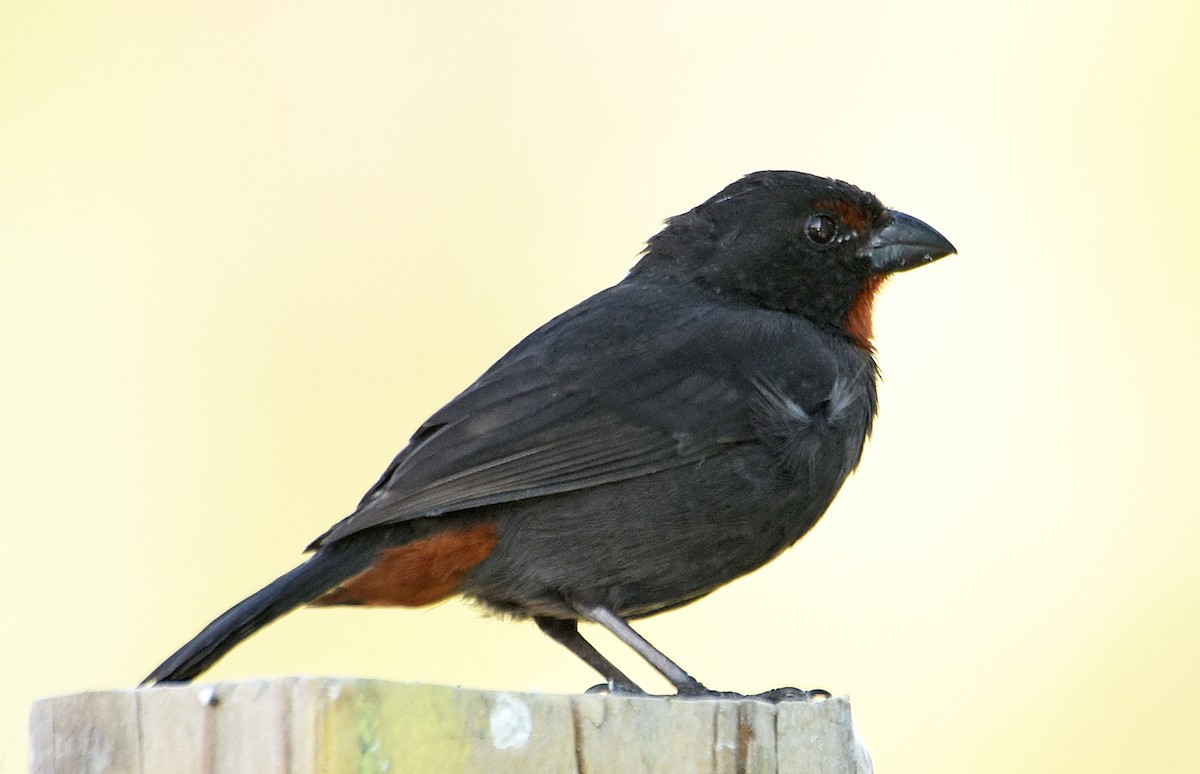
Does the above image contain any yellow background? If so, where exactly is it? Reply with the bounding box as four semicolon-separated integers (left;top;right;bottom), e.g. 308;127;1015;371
3;2;1198;772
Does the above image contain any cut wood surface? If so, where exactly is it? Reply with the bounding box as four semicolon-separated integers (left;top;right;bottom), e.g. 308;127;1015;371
30;678;873;773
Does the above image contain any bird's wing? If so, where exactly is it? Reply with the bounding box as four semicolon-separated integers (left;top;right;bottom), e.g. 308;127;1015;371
312;282;846;547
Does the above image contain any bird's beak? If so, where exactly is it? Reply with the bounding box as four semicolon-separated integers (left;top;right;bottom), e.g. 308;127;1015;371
861;210;956;274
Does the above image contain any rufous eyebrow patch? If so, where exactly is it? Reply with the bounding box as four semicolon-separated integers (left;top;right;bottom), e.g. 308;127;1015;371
814;197;872;235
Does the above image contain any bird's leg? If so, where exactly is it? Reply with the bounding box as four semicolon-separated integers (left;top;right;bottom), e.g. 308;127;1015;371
571;605;830;701
534;615;644;694
574;604;708;695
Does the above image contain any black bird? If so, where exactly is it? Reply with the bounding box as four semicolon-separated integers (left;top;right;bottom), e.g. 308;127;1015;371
144;170;955;695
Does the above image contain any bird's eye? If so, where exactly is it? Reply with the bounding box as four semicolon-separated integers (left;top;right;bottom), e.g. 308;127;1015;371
805;214;837;245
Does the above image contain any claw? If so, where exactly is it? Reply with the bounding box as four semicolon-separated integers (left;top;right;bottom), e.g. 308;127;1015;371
753;686;830;703
585;680;646;696
672;685;830;703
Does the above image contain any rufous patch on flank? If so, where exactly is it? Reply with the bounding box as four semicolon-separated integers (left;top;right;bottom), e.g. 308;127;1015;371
813;197;871;235
313;522;499;607
846;275;885;351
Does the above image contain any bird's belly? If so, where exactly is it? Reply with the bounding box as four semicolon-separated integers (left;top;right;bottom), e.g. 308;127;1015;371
459;445;846;619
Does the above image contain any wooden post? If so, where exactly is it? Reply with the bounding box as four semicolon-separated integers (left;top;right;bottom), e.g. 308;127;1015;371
30;678;873;773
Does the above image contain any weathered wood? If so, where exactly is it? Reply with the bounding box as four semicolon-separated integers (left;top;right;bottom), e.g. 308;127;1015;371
31;679;872;773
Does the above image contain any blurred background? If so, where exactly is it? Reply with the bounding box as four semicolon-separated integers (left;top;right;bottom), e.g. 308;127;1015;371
2;1;1198;772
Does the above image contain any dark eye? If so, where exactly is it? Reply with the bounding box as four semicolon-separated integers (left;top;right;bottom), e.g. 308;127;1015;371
805;214;837;245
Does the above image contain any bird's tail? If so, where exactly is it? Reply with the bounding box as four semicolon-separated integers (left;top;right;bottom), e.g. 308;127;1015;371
141;544;379;685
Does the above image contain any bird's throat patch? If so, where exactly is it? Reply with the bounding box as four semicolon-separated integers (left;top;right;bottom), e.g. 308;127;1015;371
313;522;499;607
846;275;885;351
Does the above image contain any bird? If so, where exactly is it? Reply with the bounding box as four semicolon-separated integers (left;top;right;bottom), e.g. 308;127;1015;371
143;170;955;696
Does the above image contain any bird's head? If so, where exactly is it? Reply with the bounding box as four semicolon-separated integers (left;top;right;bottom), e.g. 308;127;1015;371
632;170;956;349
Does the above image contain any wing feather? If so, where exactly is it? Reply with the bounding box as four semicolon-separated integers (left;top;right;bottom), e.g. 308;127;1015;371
311;281;863;548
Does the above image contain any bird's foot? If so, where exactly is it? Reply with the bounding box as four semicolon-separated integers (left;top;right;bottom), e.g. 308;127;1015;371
751;686;831;703
674;685;831;703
